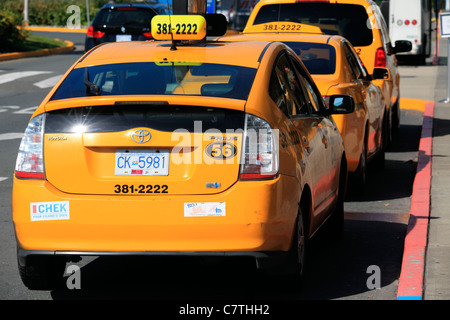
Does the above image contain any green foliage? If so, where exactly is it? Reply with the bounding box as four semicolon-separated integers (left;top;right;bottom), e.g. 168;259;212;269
28;0;100;26
1;0;106;27
0;9;29;53
1;1;162;27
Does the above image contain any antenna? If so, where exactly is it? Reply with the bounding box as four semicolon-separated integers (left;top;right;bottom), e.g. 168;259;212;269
166;0;177;50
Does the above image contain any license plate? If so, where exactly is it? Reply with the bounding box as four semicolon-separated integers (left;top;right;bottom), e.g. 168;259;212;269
116;34;132;42
115;149;169;176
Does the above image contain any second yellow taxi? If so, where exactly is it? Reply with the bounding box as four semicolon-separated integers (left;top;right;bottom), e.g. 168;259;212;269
220;22;389;190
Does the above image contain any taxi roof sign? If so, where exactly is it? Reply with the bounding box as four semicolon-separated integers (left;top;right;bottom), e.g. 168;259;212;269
244;22;323;34
151;15;207;41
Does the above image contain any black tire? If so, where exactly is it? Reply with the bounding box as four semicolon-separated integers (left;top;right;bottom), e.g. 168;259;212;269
392;98;401;133
284;203;308;289
374;114;387;170
18;255;66;290
329;159;346;238
352;138;367;194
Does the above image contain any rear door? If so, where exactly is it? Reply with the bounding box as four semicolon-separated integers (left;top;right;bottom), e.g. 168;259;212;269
389;0;421;47
271;51;334;230
286;52;340;229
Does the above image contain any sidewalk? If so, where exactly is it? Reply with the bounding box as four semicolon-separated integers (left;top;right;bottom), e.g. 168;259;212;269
396;34;450;300
424;35;450;300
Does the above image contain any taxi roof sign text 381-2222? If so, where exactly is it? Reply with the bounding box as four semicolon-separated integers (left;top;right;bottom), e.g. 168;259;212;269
151;15;207;41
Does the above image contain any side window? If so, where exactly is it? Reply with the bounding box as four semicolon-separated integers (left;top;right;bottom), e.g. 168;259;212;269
343;43;362;80
288;54;324;116
270;53;310;117
269;71;288;113
304;79;322;114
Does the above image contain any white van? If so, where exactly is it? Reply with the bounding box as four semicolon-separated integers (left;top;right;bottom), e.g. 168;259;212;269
384;0;432;64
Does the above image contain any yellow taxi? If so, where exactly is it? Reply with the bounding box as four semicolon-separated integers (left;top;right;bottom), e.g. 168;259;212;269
13;15;354;289
244;0;412;144
221;22;389;189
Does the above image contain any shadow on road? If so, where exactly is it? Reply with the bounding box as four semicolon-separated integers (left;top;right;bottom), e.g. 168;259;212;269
49;217;406;300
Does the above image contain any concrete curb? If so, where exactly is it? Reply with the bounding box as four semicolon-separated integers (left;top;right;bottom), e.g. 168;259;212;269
25;26;87;33
0;40;75;62
397;101;435;300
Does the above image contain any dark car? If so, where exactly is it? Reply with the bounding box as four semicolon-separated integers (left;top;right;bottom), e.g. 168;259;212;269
84;2;170;52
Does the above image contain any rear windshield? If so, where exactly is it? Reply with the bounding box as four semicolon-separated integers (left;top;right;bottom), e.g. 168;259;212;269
51;62;257;101
45;105;245;133
283;42;336;75
253;3;373;47
93;8;159;27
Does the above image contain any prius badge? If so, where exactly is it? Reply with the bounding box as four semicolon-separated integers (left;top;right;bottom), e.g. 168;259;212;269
131;129;151;143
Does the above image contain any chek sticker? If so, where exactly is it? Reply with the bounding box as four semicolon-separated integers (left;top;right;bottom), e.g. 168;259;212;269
184;202;226;217
30;201;70;221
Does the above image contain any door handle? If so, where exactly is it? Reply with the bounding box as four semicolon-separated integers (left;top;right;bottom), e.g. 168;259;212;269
322;134;328;148
302;136;311;153
318;126;328;148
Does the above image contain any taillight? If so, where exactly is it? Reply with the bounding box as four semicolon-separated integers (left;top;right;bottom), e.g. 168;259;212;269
405;20;410;26
86;26;105;39
142;31;152;38
240;114;279;180
374;47;386;68
15;114;46;179
412;19;417;25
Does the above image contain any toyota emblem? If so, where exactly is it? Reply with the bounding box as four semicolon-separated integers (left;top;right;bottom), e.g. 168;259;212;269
131;129;151;143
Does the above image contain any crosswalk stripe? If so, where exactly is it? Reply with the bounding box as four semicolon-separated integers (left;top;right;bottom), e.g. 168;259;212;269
0;71;52;85
33;75;63;89
0;133;23;141
0;106;20;113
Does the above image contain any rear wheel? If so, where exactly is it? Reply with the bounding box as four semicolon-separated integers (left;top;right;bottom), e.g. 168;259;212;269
351;137;367;194
283;202;308;289
392;98;401;133
374;114;387;170
329;159;346;238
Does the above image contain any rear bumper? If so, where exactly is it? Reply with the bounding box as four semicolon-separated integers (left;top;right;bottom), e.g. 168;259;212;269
13;174;300;257
16;245;290;269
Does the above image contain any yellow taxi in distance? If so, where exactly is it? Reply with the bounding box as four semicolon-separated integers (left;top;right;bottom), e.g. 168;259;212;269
244;0;412;144
221;22;389;189
13;15;354;289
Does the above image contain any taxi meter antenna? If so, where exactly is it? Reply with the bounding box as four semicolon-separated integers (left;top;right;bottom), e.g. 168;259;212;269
166;0;177;51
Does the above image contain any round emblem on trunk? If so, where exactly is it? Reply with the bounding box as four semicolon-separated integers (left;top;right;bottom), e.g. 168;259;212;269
131;130;151;143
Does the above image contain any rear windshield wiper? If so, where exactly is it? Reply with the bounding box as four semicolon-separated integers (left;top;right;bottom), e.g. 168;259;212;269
84;68;101;96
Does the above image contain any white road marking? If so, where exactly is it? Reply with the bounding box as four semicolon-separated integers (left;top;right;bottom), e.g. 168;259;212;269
33;75;63;89
13;106;38;114
0;177;9;182
0;71;52;85
0;106;20;113
0;133;23;141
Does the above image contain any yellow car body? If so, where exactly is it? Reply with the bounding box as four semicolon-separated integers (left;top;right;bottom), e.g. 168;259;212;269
244;0;412;144
220;23;387;183
13;35;352;289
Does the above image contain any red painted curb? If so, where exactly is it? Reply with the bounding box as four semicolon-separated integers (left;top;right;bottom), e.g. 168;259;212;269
397;101;435;299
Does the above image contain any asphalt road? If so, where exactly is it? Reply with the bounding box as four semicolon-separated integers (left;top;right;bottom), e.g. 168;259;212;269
0;31;424;300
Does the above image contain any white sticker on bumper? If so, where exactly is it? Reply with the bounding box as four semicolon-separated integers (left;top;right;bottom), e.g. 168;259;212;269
184;202;226;217
30;201;70;221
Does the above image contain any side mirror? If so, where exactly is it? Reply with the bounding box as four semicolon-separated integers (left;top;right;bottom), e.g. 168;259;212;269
393;40;412;54
372;67;391;80
327;95;355;115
